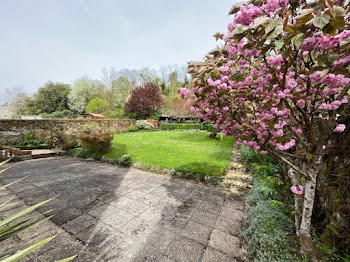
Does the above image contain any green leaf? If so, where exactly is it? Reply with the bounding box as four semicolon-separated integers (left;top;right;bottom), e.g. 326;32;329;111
230;25;250;36
0;198;52;229
291;33;305;49
313;14;330;29
267;24;283;40
306;153;313;161
252;16;270;29
282;48;291;59
275;40;284;50
0;176;27;191
55;256;77;262
265;19;281;35
320;69;329;78
0;159;12;166
317;54;338;65
330;6;346;17
295;13;314;27
1;236;54;262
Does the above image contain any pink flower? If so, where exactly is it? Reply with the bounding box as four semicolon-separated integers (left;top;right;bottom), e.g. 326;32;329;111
322;145;326;150
296;99;306;108
179;88;191;99
334;124;346;133
290;185;304;195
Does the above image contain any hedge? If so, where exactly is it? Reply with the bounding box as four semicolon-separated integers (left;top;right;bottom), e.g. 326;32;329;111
160;123;203;130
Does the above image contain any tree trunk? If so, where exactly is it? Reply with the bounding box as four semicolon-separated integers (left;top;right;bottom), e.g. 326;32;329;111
288;168;302;236
209;130;218;138
299;159;323;261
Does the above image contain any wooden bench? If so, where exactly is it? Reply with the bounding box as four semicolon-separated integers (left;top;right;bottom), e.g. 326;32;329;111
0;145;32;159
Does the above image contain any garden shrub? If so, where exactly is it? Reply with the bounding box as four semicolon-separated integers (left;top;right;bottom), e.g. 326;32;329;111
128;124;138;132
125;83;163;119
146;118;159;129
241;146;299;261
136;120;154;130
160;123;203;130
6;132;54;149
68;148;103;160
79;128;113;152
118;155;132;167
41;110;75;119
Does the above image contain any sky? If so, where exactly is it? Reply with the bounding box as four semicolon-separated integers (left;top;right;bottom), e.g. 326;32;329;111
0;0;236;104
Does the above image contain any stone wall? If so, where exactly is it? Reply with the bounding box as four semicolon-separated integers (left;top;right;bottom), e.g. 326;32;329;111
0;119;135;142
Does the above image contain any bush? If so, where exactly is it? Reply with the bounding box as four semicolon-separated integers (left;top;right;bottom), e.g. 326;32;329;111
104;108;126;119
68;148;103;160
241;147;299;261
146;118;159;129
6;133;54;149
41;110;75;119
118;155;132;167
160;123;203;130
128;124;138;132
125;83;163;119
79;128;113;152
86;98;109;114
136;120;154;130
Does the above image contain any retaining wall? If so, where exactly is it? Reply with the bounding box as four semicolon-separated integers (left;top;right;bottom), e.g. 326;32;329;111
0;119;135;142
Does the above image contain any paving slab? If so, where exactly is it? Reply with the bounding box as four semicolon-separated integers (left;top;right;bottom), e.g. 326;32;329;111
0;157;250;261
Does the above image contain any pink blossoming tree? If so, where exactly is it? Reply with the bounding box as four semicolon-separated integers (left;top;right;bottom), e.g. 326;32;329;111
185;0;350;257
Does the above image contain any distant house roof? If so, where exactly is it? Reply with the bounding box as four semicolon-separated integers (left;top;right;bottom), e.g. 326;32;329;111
85;113;106;118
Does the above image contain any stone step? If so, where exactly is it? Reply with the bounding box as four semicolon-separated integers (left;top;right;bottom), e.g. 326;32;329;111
223;179;252;189
225;172;252;182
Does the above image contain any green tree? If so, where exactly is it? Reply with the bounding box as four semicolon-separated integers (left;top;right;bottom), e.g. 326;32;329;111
68;76;103;114
26;82;71;114
111;76;133;108
85;98;109;114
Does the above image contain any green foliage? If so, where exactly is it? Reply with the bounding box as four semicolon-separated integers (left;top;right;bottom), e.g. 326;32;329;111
118;155;132;167
203;123;214;132
67;148;104;160
41;110;75;119
242;200;297;262
0;159;75;262
160;123;203;130
68;76;104;115
313;236;350;262
6;133;54;150
85;98;109;114
25;82;71;114
128;125;138;132
241;146;299;261
136;120;154;130
79;128;113;153
104;108;126;119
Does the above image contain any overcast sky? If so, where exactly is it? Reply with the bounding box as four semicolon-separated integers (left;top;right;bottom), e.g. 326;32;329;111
0;0;235;104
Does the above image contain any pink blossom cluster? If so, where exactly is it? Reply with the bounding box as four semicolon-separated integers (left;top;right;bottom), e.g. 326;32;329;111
290;185;304;195
267;55;284;67
179;88;191;99
184;0;349;156
334;124;346;132
301;31;350;51
228;0;289;33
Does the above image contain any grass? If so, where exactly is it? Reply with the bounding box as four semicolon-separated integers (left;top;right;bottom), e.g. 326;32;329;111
103;130;234;177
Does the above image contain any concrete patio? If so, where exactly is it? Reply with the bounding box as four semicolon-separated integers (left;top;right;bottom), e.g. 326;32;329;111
0;157;248;262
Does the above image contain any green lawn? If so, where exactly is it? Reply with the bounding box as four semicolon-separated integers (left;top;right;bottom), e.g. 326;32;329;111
104;130;234;177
